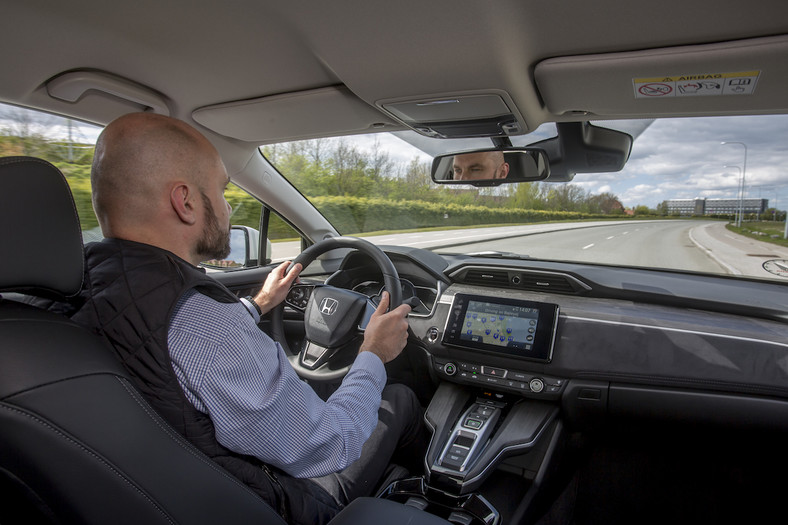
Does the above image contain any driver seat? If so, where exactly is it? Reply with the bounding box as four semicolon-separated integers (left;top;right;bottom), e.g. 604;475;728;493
0;156;449;525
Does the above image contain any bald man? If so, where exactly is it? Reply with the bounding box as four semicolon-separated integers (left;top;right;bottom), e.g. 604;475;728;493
452;151;509;181
70;113;425;525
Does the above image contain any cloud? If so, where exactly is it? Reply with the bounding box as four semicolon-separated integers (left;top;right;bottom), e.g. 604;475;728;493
599;115;788;209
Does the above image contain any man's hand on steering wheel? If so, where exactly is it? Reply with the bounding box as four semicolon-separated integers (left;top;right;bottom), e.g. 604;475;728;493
270;236;407;381
359;291;411;364
252;261;302;315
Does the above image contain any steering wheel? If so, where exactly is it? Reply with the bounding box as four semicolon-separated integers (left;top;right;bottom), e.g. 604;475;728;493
270;236;402;381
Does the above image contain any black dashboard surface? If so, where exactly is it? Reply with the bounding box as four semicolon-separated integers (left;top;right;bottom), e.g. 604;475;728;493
333;246;788;414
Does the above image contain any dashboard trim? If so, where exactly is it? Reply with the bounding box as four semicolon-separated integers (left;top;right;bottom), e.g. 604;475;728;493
564;315;788;349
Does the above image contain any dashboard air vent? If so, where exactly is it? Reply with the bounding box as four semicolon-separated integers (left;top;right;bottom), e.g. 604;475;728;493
453;266;591;295
462;269;510;286
515;273;578;293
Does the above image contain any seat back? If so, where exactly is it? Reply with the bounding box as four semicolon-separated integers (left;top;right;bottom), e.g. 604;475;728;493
0;157;284;524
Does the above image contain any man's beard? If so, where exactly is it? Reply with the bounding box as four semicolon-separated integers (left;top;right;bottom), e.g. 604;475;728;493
196;191;231;261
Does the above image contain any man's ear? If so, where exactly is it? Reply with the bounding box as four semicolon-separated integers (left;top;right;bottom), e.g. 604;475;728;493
170;183;197;225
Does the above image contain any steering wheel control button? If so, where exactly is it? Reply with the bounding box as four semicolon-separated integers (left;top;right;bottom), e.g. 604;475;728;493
286;285;312;310
529;378;545;393
444;362;457;376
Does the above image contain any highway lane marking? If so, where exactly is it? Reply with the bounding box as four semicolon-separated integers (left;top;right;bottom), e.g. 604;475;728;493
582;243;595;250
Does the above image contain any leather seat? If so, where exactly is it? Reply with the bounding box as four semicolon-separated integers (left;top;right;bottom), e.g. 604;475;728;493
0;156;448;525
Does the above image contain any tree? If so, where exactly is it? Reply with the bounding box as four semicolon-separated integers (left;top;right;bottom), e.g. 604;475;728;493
586;192;624;214
0;105;56;158
508;182;546;210
544;184;587;211
367;138;394;182
327;140;373;196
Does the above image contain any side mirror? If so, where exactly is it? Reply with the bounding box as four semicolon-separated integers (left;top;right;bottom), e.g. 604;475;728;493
228;226;259;267
431;148;549;187
202;225;271;269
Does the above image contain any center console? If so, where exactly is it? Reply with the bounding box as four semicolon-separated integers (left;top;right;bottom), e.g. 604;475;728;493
380;292;565;524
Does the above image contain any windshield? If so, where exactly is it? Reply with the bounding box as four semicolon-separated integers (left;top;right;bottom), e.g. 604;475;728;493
264;116;788;283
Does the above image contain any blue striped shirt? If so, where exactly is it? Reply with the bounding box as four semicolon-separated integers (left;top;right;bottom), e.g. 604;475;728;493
168;289;386;478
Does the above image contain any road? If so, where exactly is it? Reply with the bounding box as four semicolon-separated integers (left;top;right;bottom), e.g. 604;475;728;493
270;220;788;281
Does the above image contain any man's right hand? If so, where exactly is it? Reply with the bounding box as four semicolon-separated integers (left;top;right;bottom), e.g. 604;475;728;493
359;291;411;364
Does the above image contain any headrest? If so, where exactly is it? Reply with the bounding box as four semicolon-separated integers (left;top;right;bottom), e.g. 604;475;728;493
0;157;85;298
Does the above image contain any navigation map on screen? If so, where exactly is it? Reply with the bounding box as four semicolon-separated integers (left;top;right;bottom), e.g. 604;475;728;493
459;299;538;350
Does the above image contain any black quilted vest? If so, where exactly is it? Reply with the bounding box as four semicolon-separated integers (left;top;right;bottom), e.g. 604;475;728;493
69;238;290;517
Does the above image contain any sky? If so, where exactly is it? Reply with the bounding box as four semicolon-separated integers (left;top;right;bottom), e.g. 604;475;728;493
347;115;788;210
386;115;788;211
4;104;787;211
572;115;788;210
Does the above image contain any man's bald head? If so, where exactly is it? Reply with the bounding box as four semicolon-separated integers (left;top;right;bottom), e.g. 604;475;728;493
90;113;231;263
91;113;220;227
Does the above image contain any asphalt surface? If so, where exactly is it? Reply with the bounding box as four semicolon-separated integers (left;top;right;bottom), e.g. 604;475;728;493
271;220;788;281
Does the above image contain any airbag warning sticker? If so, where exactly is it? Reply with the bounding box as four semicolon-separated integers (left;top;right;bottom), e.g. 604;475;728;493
633;71;760;98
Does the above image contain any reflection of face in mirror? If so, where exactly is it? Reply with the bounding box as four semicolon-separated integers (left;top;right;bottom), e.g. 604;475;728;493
452;151;510;181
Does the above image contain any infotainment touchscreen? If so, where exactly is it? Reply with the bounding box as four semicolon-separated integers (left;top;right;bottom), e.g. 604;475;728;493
442;293;559;362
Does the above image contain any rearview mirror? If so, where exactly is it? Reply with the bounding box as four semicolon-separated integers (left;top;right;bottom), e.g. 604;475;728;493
431;148;549;187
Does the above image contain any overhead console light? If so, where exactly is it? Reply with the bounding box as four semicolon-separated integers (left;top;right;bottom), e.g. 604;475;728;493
378;92;525;138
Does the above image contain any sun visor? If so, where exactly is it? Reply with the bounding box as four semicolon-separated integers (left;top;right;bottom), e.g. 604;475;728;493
192;86;400;143
378;91;525;138
535;35;788;118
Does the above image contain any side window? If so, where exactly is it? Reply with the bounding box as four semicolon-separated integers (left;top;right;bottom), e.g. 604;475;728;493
0;104;306;269
203;184;305;268
266;209;303;263
0;104;102;240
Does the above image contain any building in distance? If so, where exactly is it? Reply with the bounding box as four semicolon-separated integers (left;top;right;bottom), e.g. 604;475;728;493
663;198;768;217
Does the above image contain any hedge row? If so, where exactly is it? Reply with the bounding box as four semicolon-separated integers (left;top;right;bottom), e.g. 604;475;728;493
310;195;606;234
59;169;610;239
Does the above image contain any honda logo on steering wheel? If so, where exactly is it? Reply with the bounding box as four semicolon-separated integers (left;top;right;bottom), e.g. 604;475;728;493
319;297;339;315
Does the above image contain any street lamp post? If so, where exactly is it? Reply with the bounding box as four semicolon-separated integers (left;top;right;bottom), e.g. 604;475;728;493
724;165;742;225
721;141;748;227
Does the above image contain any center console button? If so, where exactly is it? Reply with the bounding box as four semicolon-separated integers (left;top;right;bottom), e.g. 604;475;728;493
448;445;469;458
461;363;480;373
529;378;545;393
481;366;507;378
441;454;465;470
463;417;483;430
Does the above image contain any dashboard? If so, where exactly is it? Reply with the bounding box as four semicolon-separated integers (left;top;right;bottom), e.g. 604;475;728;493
351;279;437;316
297;245;788;431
